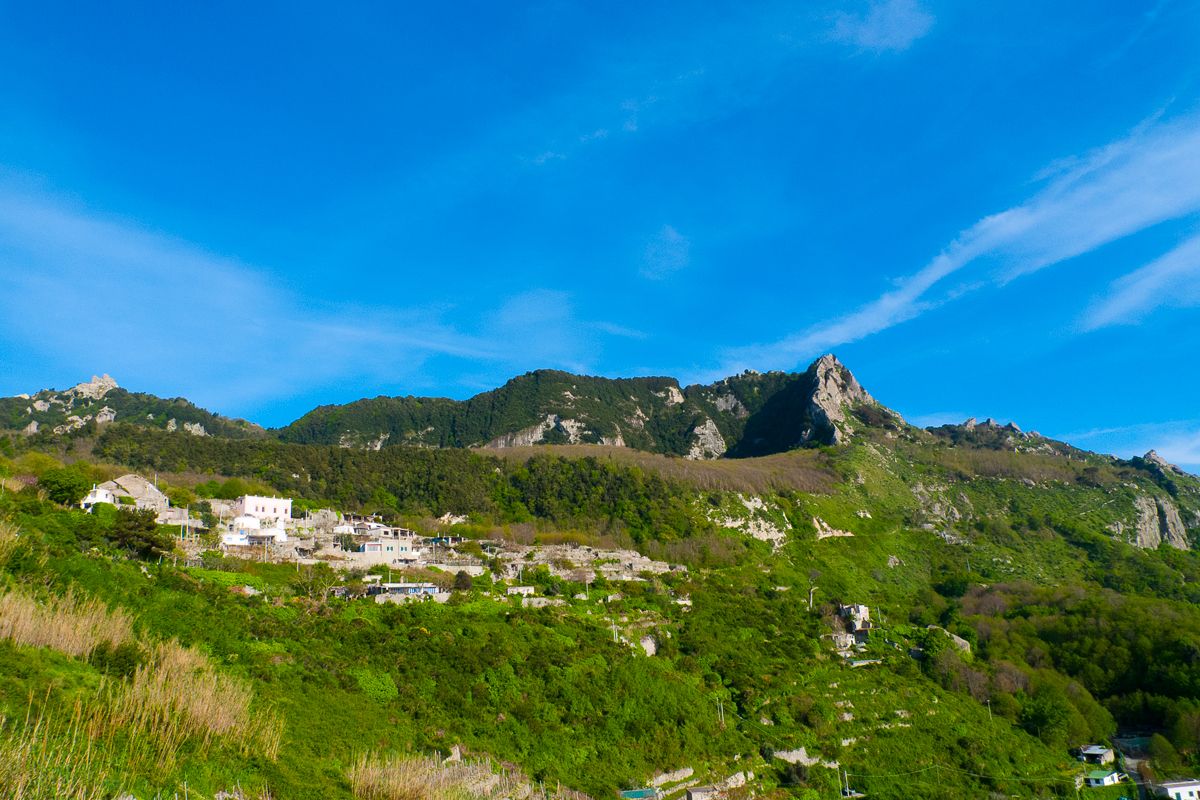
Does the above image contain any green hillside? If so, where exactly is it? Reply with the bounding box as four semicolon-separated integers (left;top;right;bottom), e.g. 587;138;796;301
274;357;886;458
0;376;262;443
3;359;1200;799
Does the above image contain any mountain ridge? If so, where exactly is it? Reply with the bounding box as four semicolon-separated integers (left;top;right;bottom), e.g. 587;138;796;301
3;359;1194;478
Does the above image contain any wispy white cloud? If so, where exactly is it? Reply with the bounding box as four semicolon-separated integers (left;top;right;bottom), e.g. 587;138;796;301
1082;232;1200;329
482;289;591;374
0;182;634;419
713;110;1200;375
1051;419;1200;473
830;0;934;53
528;150;567;166
588;321;648;340
1154;429;1200;472
578;128;609;143
641;224;690;279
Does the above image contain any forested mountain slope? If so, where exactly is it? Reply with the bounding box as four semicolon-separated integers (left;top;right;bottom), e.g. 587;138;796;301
276;354;895;458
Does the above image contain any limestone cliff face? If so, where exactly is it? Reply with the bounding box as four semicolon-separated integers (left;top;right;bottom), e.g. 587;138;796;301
1129;494;1191;550
686;418;727;460
486;415;591;448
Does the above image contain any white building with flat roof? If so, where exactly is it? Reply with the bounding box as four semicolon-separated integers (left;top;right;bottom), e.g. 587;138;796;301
234;495;292;523
1156;779;1200;800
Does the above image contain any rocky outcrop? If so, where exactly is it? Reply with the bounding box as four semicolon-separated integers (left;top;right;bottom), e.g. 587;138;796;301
487;415;589;448
1160;498;1190;549
21;420;38;435
714;392;749;418
488;415;558;448
95;406;116;424
53;415;88;434
685;418;726;460
804;355;875;445
813;516;854;539
67;374;118;400
558;418;587;443
1144;449;1186;475
1130;494;1190;550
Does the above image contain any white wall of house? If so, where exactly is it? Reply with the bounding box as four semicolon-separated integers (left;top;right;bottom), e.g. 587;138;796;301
1157;779;1200;800
81;486;118;511
235;495;292;522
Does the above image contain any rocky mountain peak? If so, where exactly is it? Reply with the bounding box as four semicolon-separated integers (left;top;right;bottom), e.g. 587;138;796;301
1144;450;1185;475
68;374;119;400
803;354;883;445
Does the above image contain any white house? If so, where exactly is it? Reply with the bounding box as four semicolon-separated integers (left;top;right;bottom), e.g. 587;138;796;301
1156;779;1200;800
507;585;536;597
340;530;423;567
234;495;292;523
222;514;287;547
1084;771;1120;788
80;485;119;512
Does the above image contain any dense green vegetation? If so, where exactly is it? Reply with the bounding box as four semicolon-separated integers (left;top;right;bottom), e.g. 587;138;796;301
6;362;1200;798
276;368;829;456
1;386;262;442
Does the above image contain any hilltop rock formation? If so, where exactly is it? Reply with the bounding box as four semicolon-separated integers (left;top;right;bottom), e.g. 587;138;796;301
805;354;876;446
67;374;118;400
726;355;898;457
1;375;260;440
1144;449;1185;476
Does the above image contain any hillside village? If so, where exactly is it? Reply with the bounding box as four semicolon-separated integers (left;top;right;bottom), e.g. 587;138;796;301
80;472;687;605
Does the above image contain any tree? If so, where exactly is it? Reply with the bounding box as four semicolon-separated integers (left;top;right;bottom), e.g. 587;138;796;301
293;564;341;603
108;508;174;558
454;570;473;591
39;466;92;506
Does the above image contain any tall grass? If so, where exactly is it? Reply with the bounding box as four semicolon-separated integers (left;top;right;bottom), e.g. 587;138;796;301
0;519;19;564
0;587;133;658
95;640;283;768
348;754;591;800
0;701;109;800
0;584;282;772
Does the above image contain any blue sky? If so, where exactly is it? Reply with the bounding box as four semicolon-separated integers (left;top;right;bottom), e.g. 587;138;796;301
2;1;1200;468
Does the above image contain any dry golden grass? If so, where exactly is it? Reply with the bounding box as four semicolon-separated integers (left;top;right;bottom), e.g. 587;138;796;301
0;584;282;771
94;639;283;769
0;587;133;659
349;754;591;800
0;702;109;800
475;444;836;494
